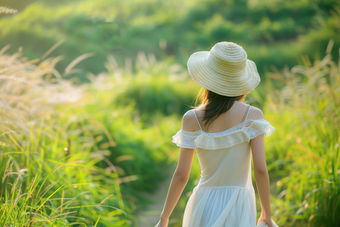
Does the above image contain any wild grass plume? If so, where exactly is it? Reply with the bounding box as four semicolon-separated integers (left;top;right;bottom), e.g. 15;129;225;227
0;45;133;226
0;6;17;14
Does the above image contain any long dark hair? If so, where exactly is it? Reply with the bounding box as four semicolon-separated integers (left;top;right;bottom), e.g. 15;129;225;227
194;88;246;130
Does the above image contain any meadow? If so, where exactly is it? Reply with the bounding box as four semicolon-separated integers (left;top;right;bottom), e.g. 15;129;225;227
0;0;340;226
1;39;339;226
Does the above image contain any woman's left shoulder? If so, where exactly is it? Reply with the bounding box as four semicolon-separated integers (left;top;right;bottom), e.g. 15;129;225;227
182;109;201;132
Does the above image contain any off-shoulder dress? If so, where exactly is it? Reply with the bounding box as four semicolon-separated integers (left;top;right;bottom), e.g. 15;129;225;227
172;105;275;227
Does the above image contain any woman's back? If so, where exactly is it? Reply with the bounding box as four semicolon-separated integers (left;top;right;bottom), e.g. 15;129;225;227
172;102;275;226
193;101;257;133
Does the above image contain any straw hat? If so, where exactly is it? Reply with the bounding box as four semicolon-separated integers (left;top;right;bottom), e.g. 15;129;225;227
187;41;261;96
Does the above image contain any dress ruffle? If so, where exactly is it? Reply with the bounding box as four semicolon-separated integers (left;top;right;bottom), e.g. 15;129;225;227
172;119;275;150
172;130;201;149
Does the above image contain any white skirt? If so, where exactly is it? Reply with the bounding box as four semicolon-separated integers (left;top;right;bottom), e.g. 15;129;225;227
183;185;278;227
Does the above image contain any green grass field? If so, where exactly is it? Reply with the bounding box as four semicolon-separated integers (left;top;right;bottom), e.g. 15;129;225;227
0;0;339;226
0;40;339;226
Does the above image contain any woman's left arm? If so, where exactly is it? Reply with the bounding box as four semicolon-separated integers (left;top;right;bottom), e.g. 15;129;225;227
156;147;195;227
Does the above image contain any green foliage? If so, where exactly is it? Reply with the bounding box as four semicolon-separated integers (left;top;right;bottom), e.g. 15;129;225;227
0;0;339;80
0;46;198;226
1;2;340;222
81;53;197;198
256;42;340;226
0;129;130;226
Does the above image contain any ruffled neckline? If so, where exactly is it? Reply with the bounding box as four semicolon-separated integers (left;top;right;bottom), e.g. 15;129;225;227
180;119;269;136
172;119;275;150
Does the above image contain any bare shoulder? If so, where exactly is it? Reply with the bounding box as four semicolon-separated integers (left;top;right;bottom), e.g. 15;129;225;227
248;106;264;120
182;109;200;132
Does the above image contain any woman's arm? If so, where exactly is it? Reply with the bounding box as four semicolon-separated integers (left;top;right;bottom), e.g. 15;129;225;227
158;147;195;225
251;135;273;221
156;110;197;227
249;108;274;227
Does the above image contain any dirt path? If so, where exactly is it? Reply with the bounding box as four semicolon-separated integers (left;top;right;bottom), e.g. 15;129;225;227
136;166;175;227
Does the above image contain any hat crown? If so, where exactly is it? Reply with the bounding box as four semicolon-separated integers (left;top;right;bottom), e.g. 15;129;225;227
208;42;247;76
186;41;260;97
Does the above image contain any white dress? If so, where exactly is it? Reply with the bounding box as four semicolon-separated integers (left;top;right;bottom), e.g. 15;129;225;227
172;106;275;227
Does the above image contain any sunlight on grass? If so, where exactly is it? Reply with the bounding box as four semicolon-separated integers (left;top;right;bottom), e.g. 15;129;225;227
0;38;339;226
0;45;132;226
262;40;340;226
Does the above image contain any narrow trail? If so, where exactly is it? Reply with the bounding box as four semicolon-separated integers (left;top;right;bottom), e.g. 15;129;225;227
136;166;175;227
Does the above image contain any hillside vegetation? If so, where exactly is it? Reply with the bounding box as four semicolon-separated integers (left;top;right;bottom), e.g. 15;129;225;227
0;0;339;226
1;41;339;226
0;0;339;80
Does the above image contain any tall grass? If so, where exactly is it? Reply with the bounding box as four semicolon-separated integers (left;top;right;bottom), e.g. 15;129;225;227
0;45;133;226
262;40;340;226
0;45;199;226
1;39;338;226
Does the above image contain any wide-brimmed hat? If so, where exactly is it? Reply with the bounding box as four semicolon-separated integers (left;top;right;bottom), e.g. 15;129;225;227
187;41;261;96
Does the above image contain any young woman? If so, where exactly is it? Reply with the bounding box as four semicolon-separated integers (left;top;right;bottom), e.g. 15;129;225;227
155;42;278;227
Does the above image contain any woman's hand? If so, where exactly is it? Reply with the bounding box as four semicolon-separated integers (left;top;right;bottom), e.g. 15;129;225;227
154;218;168;227
257;213;274;227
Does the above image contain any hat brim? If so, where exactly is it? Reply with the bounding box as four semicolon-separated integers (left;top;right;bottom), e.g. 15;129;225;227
187;51;261;96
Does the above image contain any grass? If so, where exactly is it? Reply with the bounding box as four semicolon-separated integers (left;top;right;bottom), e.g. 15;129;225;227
0;39;339;226
258;40;340;226
0;45;196;226
0;45;132;226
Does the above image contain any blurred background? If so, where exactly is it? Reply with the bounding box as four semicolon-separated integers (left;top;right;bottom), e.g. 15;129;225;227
0;0;339;226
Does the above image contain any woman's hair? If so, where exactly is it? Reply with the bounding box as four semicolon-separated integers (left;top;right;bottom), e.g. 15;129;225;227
194;88;246;130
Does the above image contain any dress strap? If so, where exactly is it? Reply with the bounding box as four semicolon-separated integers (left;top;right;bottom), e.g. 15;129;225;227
193;109;203;131
245;105;251;120
241;105;251;123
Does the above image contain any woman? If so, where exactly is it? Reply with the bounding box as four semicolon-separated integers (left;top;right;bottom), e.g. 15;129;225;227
155;42;278;227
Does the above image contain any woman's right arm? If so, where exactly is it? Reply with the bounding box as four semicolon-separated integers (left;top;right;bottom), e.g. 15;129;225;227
249;108;274;227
